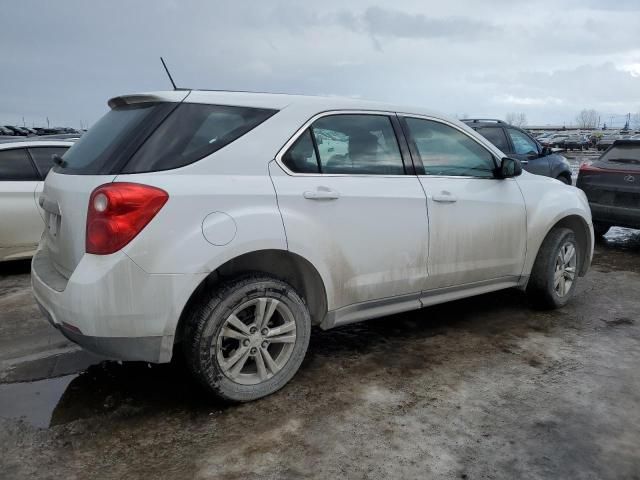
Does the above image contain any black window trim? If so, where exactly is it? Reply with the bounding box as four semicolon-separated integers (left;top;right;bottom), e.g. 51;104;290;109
275;110;411;177
0;147;41;181
397;114;502;179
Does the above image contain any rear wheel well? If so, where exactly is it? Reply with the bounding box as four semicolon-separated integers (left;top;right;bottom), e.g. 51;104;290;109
547;215;591;276
174;250;327;345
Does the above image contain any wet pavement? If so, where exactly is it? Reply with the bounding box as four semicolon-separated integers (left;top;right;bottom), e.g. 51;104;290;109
1;228;639;479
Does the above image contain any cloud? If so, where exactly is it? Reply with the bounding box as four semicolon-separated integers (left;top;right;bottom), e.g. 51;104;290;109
360;7;500;40
0;0;639;127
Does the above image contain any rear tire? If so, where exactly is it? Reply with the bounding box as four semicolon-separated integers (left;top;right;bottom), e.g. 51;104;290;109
184;274;311;402
527;228;580;309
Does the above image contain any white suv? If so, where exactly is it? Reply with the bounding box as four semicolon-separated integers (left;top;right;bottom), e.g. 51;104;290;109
32;91;593;401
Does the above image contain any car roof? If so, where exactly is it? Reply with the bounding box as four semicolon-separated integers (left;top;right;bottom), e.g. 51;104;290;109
109;89;450;121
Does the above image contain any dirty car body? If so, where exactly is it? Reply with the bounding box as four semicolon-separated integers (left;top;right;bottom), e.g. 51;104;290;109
32;91;594;401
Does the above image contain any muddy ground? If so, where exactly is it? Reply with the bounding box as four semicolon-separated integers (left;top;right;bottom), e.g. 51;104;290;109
1;227;639;480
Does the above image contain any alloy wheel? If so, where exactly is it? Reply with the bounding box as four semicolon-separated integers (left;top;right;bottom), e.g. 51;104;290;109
554;242;577;297
214;297;297;385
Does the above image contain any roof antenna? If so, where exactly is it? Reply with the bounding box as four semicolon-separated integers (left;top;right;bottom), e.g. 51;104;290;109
160;57;178;90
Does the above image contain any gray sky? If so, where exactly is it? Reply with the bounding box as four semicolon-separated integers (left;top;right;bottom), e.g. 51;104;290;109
1;0;639;128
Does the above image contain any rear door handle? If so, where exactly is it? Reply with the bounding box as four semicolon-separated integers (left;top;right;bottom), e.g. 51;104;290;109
303;188;340;200
432;193;457;203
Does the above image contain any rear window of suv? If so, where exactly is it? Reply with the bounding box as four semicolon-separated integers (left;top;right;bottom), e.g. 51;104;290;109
56;102;277;175
601;144;640;165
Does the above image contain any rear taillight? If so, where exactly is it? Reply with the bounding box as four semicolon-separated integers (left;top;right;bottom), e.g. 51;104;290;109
579;161;601;173
86;183;168;255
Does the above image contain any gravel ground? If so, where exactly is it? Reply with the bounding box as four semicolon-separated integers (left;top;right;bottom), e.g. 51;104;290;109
1;228;639;480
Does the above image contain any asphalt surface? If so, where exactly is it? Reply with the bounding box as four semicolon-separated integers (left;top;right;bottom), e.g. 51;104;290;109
1;226;639;479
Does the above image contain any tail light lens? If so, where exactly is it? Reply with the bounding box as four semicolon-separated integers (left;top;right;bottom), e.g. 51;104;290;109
579;160;600;173
86;183;168;255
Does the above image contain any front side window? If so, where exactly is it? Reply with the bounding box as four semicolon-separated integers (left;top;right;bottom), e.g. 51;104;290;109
310;114;404;175
476;127;510;153
29;147;69;178
507;128;538;155
0;148;39;181
403;118;495;177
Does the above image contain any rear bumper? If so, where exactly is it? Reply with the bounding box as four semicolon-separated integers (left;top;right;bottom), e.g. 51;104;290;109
590;203;640;229
31;246;206;363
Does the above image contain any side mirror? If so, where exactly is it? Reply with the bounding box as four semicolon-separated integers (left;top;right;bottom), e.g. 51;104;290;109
541;146;552;156
496;157;522;179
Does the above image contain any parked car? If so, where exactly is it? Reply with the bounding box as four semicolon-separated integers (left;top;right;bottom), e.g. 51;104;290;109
462;119;573;184
4;125;30;136
577;139;640;236
539;134;567;148
564;134;590;151
32;91;593;402
597;134;620;151
0;140;73;261
0;126;17;136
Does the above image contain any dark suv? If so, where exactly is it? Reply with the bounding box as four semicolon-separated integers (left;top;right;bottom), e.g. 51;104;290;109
576;139;640;236
462;119;573;184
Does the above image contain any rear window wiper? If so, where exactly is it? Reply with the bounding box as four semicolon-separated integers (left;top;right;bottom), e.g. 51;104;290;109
52;153;67;168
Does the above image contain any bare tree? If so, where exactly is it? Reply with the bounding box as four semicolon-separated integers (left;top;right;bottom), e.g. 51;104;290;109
505;112;527;127
575;109;599;129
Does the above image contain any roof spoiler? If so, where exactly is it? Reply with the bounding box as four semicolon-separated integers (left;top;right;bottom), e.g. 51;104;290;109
107;91;190;109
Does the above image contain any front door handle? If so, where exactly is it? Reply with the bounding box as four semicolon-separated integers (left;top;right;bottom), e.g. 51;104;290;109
432;193;457;203
303;188;340;200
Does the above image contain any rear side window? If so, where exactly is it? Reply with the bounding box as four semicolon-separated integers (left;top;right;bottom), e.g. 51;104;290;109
476;127;510;153
58;103;172;175
282;130;320;173
283;114;404;175
122;104;277;173
0;148;39;181
28;147;69;178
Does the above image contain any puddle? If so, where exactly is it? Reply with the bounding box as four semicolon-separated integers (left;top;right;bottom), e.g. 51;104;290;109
0;375;76;428
0;360;223;429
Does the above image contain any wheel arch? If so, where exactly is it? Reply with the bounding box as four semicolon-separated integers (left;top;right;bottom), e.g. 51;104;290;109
543;214;592;276
174;249;328;345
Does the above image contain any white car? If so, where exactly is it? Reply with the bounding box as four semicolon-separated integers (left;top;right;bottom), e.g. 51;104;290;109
0;139;73;261
32;91;593;401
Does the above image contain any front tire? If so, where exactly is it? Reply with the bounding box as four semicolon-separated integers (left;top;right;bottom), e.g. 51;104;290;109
527;228;580;309
184;274;311;402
